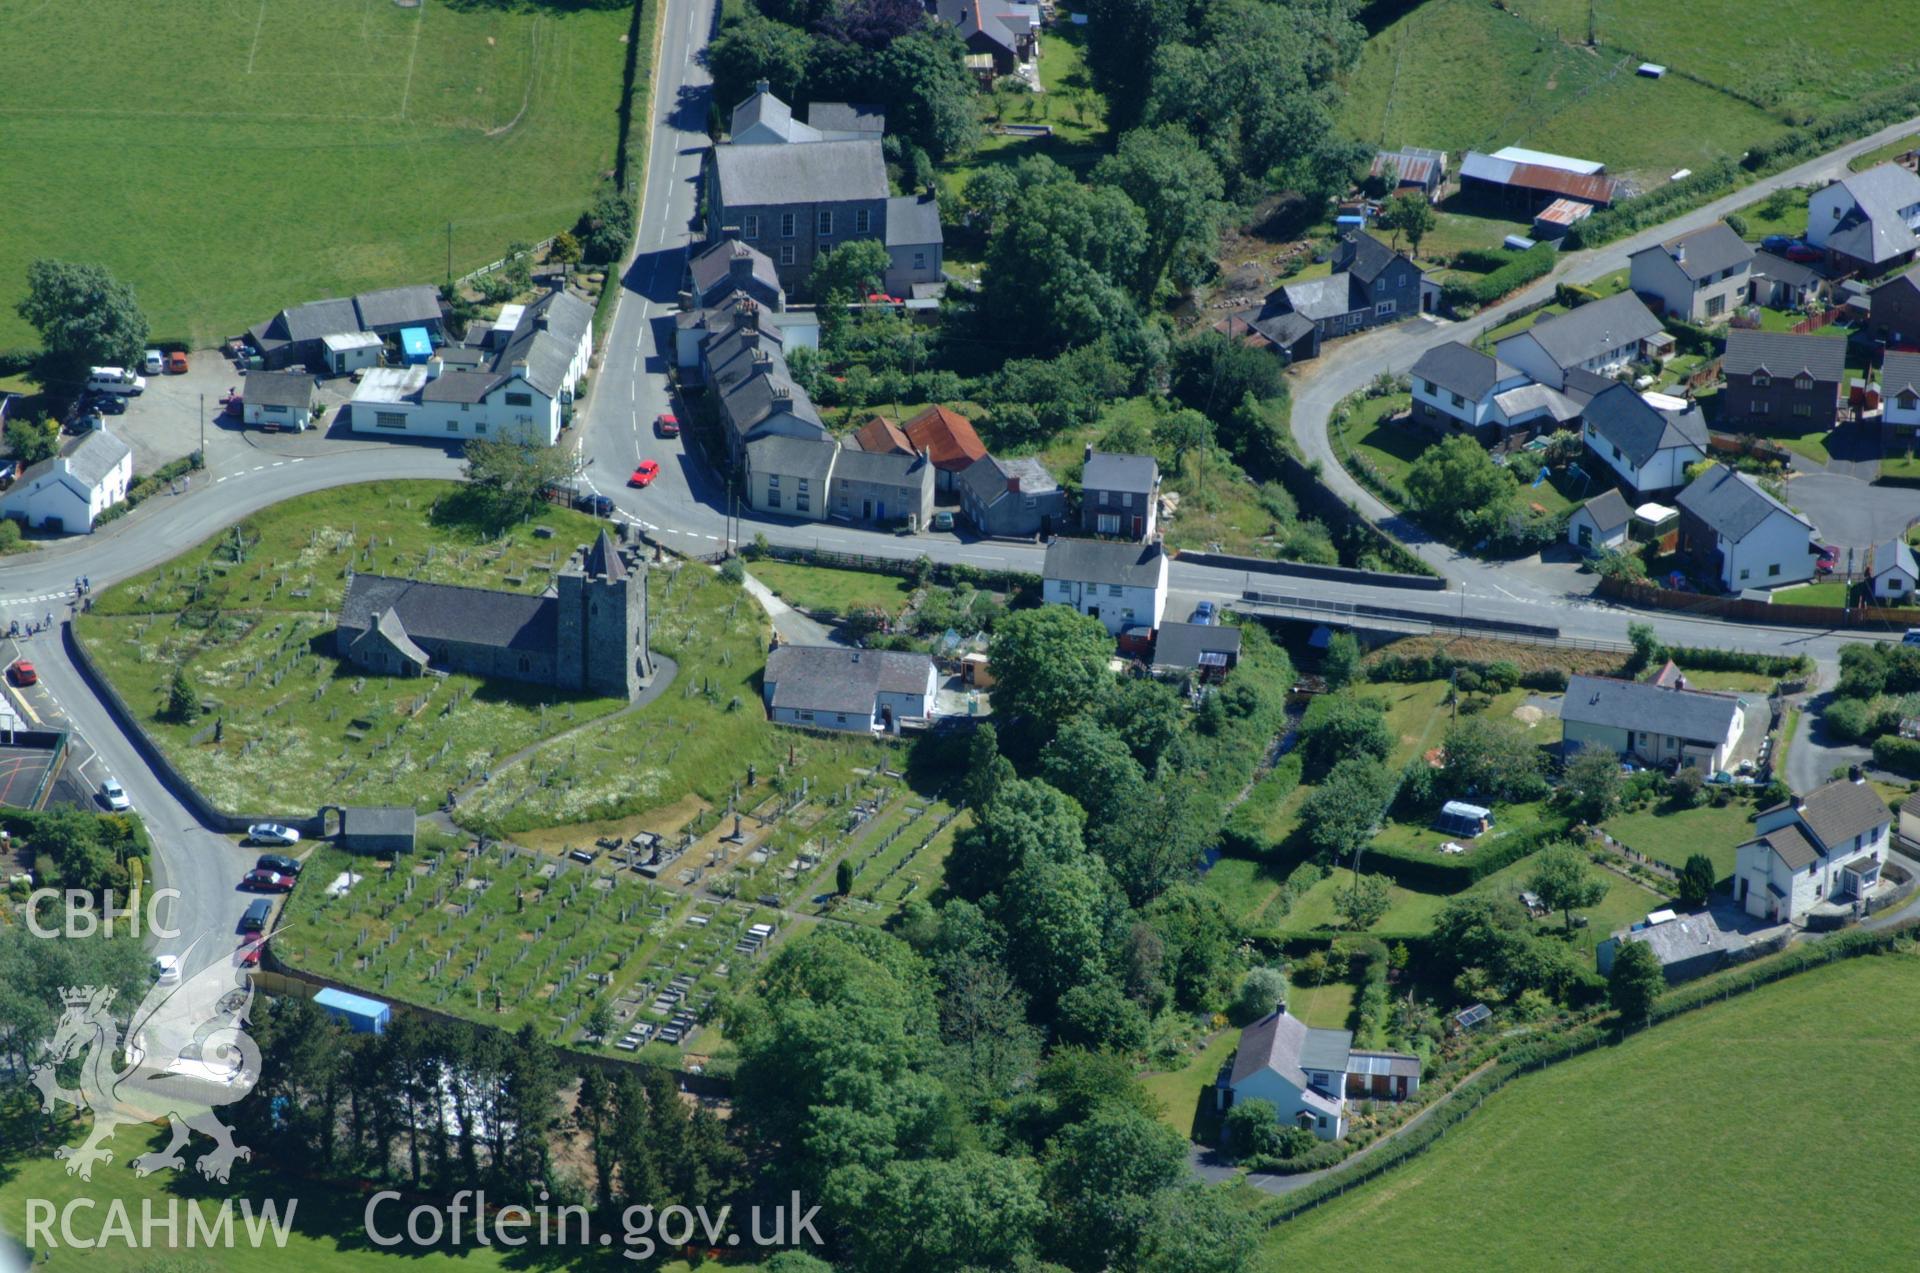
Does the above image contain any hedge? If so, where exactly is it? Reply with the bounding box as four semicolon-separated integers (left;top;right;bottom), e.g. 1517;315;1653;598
1742;81;1920;173
1872;735;1920;778
1360;819;1570;892
1564;160;1742;250
93;451;204;528
1667;645;1810;678
1440;243;1556;309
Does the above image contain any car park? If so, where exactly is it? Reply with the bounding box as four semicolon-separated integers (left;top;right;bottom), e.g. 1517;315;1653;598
152;955;181;985
655;413;680;438
101;779;131;812
8;659;36;686
256;853;302;877
629;460;660;488
248;823;301;847
242;869;293;893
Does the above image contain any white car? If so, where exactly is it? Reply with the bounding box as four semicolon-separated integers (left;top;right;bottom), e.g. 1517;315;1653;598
152;955;181;985
143;349;165;376
101;779;131;812
247;823;301;847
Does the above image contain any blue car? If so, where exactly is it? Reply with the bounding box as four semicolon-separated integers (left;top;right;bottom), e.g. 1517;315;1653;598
1760;234;1794;255
1190;600;1217;625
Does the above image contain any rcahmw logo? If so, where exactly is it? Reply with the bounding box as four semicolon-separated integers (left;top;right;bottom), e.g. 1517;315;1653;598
24;1197;297;1251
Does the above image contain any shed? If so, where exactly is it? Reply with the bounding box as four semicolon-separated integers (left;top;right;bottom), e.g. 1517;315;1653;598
241;371;317;432
1900;792;1920;848
321;331;384;377
339;805;416;855
1568;488;1632;554
1637;62;1666;77
313;987;391;1035
399;327;434;365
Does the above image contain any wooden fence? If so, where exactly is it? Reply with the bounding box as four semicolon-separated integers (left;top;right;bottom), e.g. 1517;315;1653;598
1598;575;1920;629
1789;304;1849;335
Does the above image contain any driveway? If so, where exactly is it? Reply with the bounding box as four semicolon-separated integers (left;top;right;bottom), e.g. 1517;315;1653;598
1781;469;1918;561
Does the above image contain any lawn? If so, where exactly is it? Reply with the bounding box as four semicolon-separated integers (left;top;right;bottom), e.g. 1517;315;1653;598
1279;870;1454;937
1259;953;1920;1272
1849;131;1920;172
1140;1027;1239;1140
0;0;643;349
74;481;630;816
1774;580;1849;608
748;560;913;615
1339;393;1421;494
937;25;1108;207
1733;190;1813;242
1603;796;1759;878
1477;304;1567;348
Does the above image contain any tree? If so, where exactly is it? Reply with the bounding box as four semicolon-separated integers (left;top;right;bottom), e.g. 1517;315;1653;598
706;9;812;106
845;1152;1045;1273
981;159;1148;352
1677;852;1717;908
1334;872;1393;931
811;238;893;302
1231;966;1287;1025
575;181;636;265
459;437;579;529
1404;434;1520;541
1378;191;1436;256
836;858;856;895
1154;406;1214;473
164;666;201;724
1560;742;1624;823
949;777;1085;901
5;416;58;466
1094;124;1224;296
550;231;582;265
502;240;534;294
1440;715;1549;803
1529;845;1607;932
1000;853;1115;1013
1627;621;1667;673
1056;980;1150;1054
938;958;1041;1110
963;166;1021;237
1298;693;1391;773
1169;329;1285;429
907;145;937;195
1322;631;1362;690
1042;1107;1188;1270
17;259;150;384
1607;937;1664;1024
987;605;1113;749
1135;1180;1259;1273
1222;1099;1283;1160
1299;757;1395;859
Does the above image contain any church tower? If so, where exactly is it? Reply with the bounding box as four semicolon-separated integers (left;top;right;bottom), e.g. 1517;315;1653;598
557;528;651;699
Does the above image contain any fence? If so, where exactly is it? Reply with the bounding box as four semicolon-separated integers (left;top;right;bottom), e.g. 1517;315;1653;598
1707;431;1792;465
1587;827;1680;882
455;236;558;287
1789;304;1849;335
1175;550;1445;592
1598;575;1919;629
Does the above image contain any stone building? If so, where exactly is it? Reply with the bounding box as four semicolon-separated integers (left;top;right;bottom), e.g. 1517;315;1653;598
335;529;652;700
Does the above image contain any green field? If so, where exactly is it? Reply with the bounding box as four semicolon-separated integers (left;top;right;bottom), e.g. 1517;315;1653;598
1260;953;1920;1271
0;0;639;348
748;560;914;615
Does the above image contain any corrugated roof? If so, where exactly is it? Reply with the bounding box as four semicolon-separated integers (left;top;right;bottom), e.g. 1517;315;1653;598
904;406;986;471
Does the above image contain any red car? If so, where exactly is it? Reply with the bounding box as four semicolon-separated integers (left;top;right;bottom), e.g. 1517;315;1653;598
237;935;265;968
7;659;35;686
628;460;660;488
242;869;292;893
1784;243;1823;264
654;413;680;438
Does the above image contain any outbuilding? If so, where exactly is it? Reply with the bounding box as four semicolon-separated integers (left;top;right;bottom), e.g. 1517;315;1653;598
242;371;318;431
1568;487;1632;554
338;806;416;855
313;987;392;1035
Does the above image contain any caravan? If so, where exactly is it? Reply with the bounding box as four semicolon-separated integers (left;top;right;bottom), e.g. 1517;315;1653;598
1435;801;1494;838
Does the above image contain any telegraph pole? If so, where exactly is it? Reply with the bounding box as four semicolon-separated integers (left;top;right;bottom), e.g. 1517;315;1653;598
199;393;205;464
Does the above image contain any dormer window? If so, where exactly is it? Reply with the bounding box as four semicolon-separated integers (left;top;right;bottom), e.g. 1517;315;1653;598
1795;375;1812;390
1752;373;1771;387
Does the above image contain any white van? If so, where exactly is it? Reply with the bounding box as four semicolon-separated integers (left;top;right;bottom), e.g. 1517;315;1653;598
87;367;146;396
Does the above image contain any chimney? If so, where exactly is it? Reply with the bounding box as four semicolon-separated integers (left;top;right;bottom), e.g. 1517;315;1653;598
772;384;791;400
534;315;549;332
752;348;772;367
511;358;529;381
731;254;755;285
1673;242;1686;264
1675;673;1687;690
754;78;770;94
1084;442;1094;463
1850;764;1865;785
722;224;741;244
425;356;443;381
1007;474;1021;493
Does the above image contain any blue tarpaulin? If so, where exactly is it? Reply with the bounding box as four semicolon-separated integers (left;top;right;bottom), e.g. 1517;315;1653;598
314;987;391;1034
399;327;433;364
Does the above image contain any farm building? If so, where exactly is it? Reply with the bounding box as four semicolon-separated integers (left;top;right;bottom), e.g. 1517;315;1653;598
241;370;317;431
1459;147;1616;211
1370;146;1448;202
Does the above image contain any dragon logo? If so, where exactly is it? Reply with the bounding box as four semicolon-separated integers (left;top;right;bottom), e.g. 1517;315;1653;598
31;937;263;1182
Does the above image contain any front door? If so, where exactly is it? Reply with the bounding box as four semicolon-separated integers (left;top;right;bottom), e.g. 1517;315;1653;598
863;499;873;520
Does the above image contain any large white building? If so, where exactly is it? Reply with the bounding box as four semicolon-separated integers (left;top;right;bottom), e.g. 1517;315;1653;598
761;644;937;733
1561;672;1747;774
1733;777;1891;924
1041;538;1168;636
0;428;133;534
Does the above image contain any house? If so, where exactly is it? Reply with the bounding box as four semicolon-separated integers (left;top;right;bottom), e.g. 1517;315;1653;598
1594;909;1759;984
703;300;830;466
1567;487;1632;554
956;454;1065;538
744;434;838;520
242;370;318;431
934;0;1039;76
1560;672;1747;773
903;405;987;493
336;530;653;700
689;234;784;311
806;101;886;141
1408;341;1529;443
1079;449;1160;540
1882;350;1920;444
1868;264;1920;345
1369;147;1448;202
1152;622;1241;679
1627;222;1754;324
828;445;935;529
1805;163;1920;274
1260;231;1428;343
1042;538;1168;636
762;644;938;733
1458;147;1616;211
1495;293;1670;389
1733;775;1892;924
1675;465;1819;591
1868;537;1919;602
249;284;444;371
849;416;915;456
1579;382;1708;496
705;87;943;297
0;428;133;535
1489;382;1583;440
1749;251;1830;312
1718;329;1845;434
1216;1006;1420;1141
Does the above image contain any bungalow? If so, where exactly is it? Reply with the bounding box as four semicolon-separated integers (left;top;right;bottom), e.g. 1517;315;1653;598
1567;487;1632;554
1216;1006;1420;1141
1369;147;1448;203
1580;382;1708;496
1079;448;1160;540
1594;909;1760;985
1675;465;1820;592
1806;163;1920;274
904;405;987;493
1733;775;1891;924
1868;264;1920;346
1042;538;1168;636
0;427;133;535
1749;251;1829;312
934;0;1039;76
1627;222;1753;324
1869;537;1919;602
762;644;938;734
1560;672;1747;773
1408;341;1529;442
1882;350;1920;444
1260;231;1428;344
1495;292;1670;390
957;454;1065;539
1152;622;1241;679
1718;329;1845;434
242;370;318;432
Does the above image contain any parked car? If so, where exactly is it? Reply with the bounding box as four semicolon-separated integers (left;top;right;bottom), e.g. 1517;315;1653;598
152;955;181;985
1815;544;1840;574
143;350;165;376
1190;600;1217;625
654;413;680;438
240;898;272;932
1903;628;1920;646
166;351;189;374
1760;234;1795;255
574;492;615;517
8;659;35;686
101;779;131;812
929;510;954;532
237;936;264;969
248;822;300;847
255;853;302;877
628;460;660;488
86;391;126;415
1785;242;1823;263
242;869;293;893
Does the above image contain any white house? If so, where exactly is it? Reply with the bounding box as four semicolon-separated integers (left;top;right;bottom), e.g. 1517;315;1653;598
1626;222;1754;324
1882;350;1920;445
761;644;937;733
1042;539;1168;636
1869;537;1919;602
1567;487;1632;554
1806;163;1920;272
1216;1007;1419;1141
0;428;133;535
1495;292;1670;390
1408;341;1529;441
1675;465;1820;592
1579;382;1708;495
1561;672;1748;773
242;370;317;431
1733;776;1891;924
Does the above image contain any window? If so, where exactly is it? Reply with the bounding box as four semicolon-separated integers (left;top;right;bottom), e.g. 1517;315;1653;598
1706;294;1726;318
855;208;871;234
375;411;407;429
780;212;796;238
504;392;532;407
1752;400;1771;415
1055;580;1073;597
766;489;781;509
1375;300;1396;317
1375;277;1386;293
1794;375;1813;391
1450;391;1465;407
779;245;796;266
1612;445;1623;461
1768;563;1781;577
767;474;780;489
1108;585;1123;598
796;711;813;722
446;421;459;432
743;214;760;239
797;494;810;512
817;210;833;236
1792;402;1812;417
1739;568;1750;581
1097;513;1120;535
474;423;486;434
912;252;926;270
1423;379;1438;395
1753;373;1771;387
797;478;810;494
460;403;469;413
1122;491;1134;508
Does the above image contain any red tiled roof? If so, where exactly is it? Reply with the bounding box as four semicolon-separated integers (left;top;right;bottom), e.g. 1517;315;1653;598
852;416;914;456
904;405;987;471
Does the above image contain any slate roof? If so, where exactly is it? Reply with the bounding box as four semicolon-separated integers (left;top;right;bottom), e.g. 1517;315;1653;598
266;297;360;345
1043;538;1166;589
1082;450;1158;494
1825;164;1920;264
1509;293;1665;369
1752;251;1824;291
1492;382;1582;422
1227;1010;1346;1117
1883;350;1920;398
243;370;315;411
885;194;944;249
1559;366;1618;404
1780;777;1895;851
1629;222;1753;281
689;237;779;301
1248;310;1317;348
582;529;627;583
939;0;1032;54
1411;340;1517;401
958;454;1058;510
494;289;592;400
806;101;885;136
1340;231;1407;286
904;406;986;471
355;285;443;331
342;806;417;838
1720;329;1847;383
724;366;824;438
1153;621;1241;671
730;88;821;143
367;607;430;668
60;429;131;489
1676;465;1812;541
1279;274;1359;322
746;433;837;481
1574;487;1632;532
1743;823;1820;872
1872;537;1918;581
831;444;928;486
420;369;500;405
850;417;915;455
340;574;555;653
1582;383;1707;468
1561;673;1743;744
764;645;932;715
713;139;888;206
1615;909;1754;969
